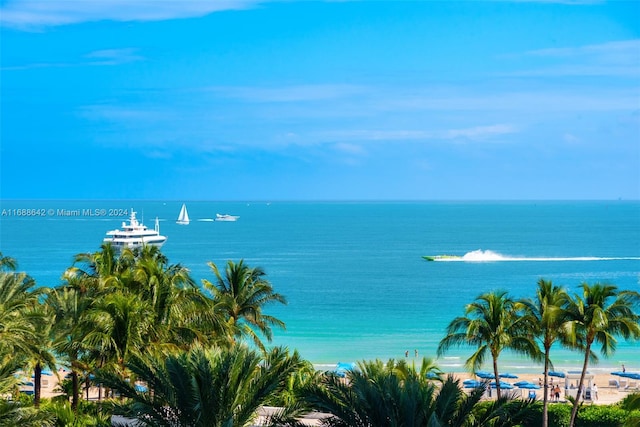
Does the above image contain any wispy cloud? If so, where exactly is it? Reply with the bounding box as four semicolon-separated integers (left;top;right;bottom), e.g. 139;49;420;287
2;47;143;70
320;124;518;143
85;48;144;66
209;84;369;103
508;0;604;4
504;39;640;77
444;124;517;140
0;0;260;30
78;104;170;122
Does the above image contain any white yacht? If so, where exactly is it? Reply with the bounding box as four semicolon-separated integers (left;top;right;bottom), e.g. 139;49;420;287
104;209;167;249
214;213;240;222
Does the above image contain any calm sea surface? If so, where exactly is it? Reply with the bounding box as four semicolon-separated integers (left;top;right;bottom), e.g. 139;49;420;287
1;201;639;373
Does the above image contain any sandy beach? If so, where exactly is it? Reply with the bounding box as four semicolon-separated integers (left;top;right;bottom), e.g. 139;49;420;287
450;370;637;405
24;367;636;407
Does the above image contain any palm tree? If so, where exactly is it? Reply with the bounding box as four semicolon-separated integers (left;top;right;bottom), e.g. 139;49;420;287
299;359;536;427
95;345;304;426
1;360;53;426
520;279;573;427
202;260;287;351
437;290;542;399
0;272;43;370
22;304;58;408
0;251;17;271
564;283;640;427
47;282;94;410
127;246;218;350
82;290;155;378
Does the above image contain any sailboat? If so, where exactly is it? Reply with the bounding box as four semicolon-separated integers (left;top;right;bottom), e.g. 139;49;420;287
176;204;190;225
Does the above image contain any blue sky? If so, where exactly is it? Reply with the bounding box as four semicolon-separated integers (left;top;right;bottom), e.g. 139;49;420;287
1;0;638;200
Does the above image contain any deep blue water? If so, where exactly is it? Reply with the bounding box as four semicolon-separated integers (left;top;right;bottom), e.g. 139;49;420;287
1;200;639;373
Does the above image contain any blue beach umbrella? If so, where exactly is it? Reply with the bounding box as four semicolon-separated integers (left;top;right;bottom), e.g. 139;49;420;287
618;372;640;379
475;371;495;379
334;362;356;378
499;373;518;379
490;381;514;389
518;382;540;389
463;379;483;389
548;371;565;378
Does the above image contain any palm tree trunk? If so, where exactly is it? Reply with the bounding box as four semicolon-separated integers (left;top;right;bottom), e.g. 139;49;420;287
71;370;80;411
34;362;42;408
542;349;550;427
569;342;591;427
493;356;501;399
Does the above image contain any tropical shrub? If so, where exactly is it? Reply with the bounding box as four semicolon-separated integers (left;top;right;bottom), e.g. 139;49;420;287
522;402;571;427
575;404;630;427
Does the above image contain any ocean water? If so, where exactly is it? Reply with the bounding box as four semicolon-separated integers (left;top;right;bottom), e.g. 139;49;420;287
1;200;639;374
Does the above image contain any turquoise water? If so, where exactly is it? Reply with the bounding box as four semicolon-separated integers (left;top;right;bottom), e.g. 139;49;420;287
1;200;639;373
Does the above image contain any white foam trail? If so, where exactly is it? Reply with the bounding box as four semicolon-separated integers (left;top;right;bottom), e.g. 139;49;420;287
436;249;640;262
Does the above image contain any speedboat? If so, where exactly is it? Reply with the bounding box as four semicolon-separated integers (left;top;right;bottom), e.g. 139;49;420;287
423;255;461;261
104;209;167;249
214;213;240;222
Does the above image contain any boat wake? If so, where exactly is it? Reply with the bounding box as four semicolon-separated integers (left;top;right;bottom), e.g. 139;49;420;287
430;250;640;262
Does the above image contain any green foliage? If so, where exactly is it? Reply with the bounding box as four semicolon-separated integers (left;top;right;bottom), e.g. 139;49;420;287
0;398;54;427
300;359;538;427
437;290;542;400
620;392;640;411
95;345;304;427
520;402;572;427
40;400;112;427
575;405;630;427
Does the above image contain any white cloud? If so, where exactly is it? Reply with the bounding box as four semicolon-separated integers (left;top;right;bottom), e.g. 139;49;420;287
444;124;517;140
85;48;144;65
209;84;369;103
504;39;640;77
0;0;260;30
508;0;604;4
563;133;581;144
526;40;640;58
78;104;170;122
333;142;367;156
320;124;518;143
2;47;144;70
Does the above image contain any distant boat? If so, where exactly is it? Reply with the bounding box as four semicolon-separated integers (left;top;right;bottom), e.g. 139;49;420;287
423;255;461;261
104;210;167;249
214;213;240;222
176;204;190;225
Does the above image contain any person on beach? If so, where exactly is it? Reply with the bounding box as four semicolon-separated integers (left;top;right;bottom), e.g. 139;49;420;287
405;350;409;358
622;364;626;373
554;385;561;402
592;383;598;400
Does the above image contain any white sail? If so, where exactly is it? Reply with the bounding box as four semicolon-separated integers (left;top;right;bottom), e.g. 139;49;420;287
176;204;190;225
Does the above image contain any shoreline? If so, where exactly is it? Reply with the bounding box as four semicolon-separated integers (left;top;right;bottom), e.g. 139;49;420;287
25;365;638;407
313;361;639;406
